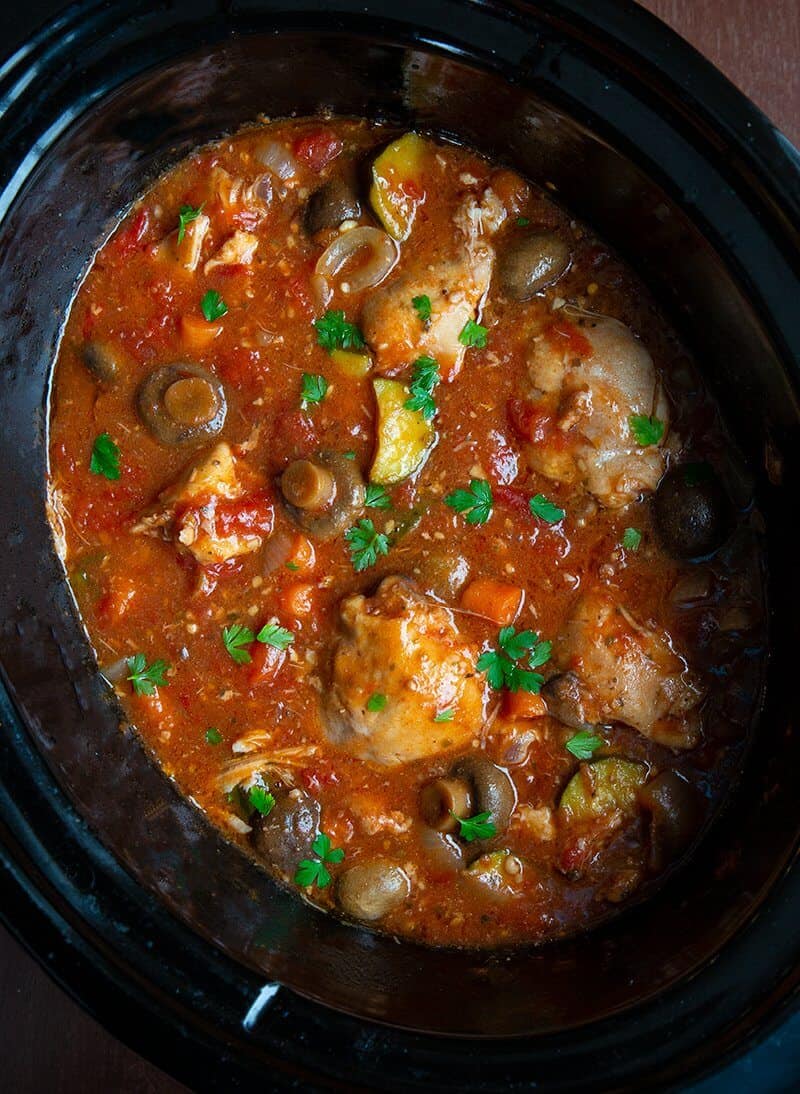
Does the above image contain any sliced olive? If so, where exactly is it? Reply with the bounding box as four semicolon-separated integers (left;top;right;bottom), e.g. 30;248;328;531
653;464;732;560
451;756;516;835
498;232;571;300
137;362;226;445
251;787;320;875
541;672;586;729
639;770;705;871
336;859;410;922
419;776;473;833
82;340;122;384
281;460;336;511
305;177;362;234
281;450;365;539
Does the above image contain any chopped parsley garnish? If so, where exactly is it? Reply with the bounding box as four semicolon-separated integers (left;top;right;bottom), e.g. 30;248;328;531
404;356;440;421
529;493;565;524
126;653;169;696
565;730;604;761
248;786;276;816
629;413;665;446
345;518;389;572
365;483;391;509
366;693;387;712
300;372;328;407
176;202;203;244
412;294;432;324
256;622;294;650
477;626;551;694
444;479;493;525
89;433;121;481
222;623;255;664
294;831;345;889
205;727;223;745
285;561;300;572
454;811;497;842
459;318;488;349
434;709;454;722
622;527;642;551
516;216;530;226
342;450;356;460
201;289;228;322
313;309;365;353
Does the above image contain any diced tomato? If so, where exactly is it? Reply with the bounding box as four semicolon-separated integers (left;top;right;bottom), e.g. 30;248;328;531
507;397;553;444
461;578;523;625
300;765;339;793
285;533;316;572
247;641;286;687
213;490;275;537
494;484;533;517
113;208;149;257
292;129;343;172
544;317;593;360
501;689;547;720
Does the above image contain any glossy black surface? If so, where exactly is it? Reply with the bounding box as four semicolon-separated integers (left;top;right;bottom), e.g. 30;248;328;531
1;0;799;1088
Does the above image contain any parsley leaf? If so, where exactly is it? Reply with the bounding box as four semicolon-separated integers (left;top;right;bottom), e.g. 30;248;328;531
300;372;329;408
565;730;604;761
345;518;389;572
366;693;387;712
365;483;391;509
285;561;300;572
477;627;551;694
412;294;432;324
295;830;345;888
434;709;454;722
201;289;227;322
444;479;493;525
454;811;497;842
313;309;365;353
222;623;255;664
459;318;488;349
89;433;121;481
205;727;223;745
629;413;665;446
126;653;169;696
256;622;294;650
529;493;565;524
622;527;642;551
177;202;203;244
249;786;276;816
516;216;530;227
404;356;440;420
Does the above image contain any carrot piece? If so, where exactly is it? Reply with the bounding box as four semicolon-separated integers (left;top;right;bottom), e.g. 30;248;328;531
460;578;523;625
281;581;315;618
285;533;316;572
180;313;222;350
247;642;286;687
502;690;547;720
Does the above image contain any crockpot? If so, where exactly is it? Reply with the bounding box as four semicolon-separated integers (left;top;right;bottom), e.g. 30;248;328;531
1;1;799;1089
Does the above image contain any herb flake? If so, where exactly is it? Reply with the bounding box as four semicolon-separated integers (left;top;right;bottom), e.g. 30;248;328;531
294;831;345;889
256;622;295;650
200;289;227;322
454;811;497;842
444;479;493;525
126;653;169;696
529;493;565;524
300;372;329;408
313;309;365;353
222;623;255;664
404;356;440;421
412;294;432;324
177;203;203;244
365;483;391;510
366;693;387;712
459;318;488;349
565;730;604;761
345;518;389;572
622;527;642;551
629;413;665;446
477;626;552;694
89;433;121;481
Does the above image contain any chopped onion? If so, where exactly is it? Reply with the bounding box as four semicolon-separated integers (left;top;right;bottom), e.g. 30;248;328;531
310;272;333;311
100;656;130;685
314;226;398;292
262;530;292;574
256;140;298;180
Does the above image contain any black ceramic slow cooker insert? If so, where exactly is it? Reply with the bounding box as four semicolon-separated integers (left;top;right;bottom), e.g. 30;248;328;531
1;1;799;1090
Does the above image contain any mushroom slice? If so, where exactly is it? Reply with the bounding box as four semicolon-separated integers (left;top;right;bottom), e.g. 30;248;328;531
280;450;365;540
137;362;226;446
337;860;410;922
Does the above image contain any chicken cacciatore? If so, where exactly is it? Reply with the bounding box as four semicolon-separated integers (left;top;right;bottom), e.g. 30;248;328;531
47;117;766;947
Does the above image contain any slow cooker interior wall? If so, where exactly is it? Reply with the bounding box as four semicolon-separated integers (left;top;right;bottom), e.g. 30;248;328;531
1;28;798;1038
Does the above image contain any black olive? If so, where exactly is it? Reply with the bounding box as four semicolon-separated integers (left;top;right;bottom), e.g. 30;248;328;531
639;770;705;872
336;859;410;922
653;464;732;560
251;787;320;875
136;362;227;446
498;232;571;300
305;177;362;234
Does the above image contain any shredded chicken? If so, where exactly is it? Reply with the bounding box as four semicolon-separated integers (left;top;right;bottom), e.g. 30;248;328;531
204;230;259;275
175;212;210;272
218;744;318;794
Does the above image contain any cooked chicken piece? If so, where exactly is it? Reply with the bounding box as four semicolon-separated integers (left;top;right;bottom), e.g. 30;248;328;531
362;188;503;382
325;575;484;764
133;442;272;565
204;230;259;275
549;590;703;749
520;312;669;507
175;212;211;272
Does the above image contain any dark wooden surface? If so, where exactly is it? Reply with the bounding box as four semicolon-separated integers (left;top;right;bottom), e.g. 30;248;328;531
1;2;798;1091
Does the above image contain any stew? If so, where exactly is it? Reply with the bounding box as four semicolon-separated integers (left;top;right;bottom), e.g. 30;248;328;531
47;117;766;947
